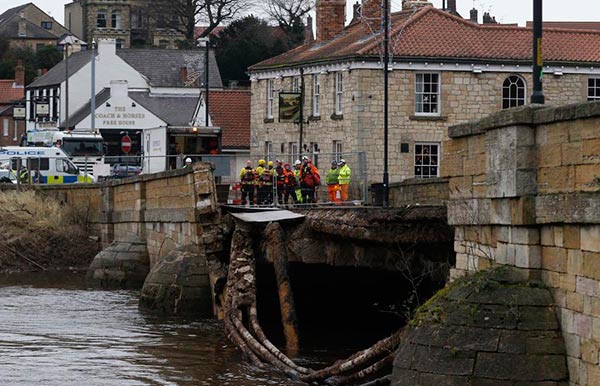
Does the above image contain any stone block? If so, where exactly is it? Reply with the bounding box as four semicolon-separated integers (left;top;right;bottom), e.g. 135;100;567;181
576;164;600;191
515;244;542;269
560;274;577;292
412;346;475;376
582;252;600;281
566;292;584;313
593;317;600;341
562;332;580;358
581;339;599;364
576;277;599;297
542;247;568;273
581;226;600;253
494;226;511;243
563;225;581;249
511;227;540;245
541;226;555;247
510;196;537;226
575;313;593;339
567;249;584;276
474;352;567;381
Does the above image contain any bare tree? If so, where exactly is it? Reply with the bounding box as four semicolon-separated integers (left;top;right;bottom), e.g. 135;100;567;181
266;0;314;33
148;0;251;44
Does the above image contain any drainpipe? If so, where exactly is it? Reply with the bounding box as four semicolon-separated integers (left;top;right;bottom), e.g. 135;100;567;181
382;0;390;207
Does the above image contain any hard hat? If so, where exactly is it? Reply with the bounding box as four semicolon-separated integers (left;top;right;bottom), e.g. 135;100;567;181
185;157;192;163
258;159;266;166
268;161;273;167
294;160;301;166
331;160;337;165
302;155;308;161
340;159;346;164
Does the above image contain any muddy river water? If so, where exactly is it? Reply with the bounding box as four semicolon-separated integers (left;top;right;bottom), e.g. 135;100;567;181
0;272;329;386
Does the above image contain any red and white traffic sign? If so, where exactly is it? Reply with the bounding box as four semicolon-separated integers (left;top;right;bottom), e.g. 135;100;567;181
121;135;132;154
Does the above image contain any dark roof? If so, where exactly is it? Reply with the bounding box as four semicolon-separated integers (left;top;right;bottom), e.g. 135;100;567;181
252;6;600;70
0;13;58;40
64;88;111;128
0;3;29;23
129;92;200;127
27;47;223;89
28;51;91;88
116;49;223;88
208;90;250;149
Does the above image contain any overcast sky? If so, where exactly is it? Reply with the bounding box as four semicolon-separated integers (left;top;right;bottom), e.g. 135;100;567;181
2;0;599;27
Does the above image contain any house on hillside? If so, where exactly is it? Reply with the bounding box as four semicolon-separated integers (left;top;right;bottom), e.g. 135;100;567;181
0;3;78;52
0;61;26;147
248;0;600;183
65;0;185;49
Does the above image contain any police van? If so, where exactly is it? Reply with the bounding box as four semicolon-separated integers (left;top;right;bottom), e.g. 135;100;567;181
0;147;94;184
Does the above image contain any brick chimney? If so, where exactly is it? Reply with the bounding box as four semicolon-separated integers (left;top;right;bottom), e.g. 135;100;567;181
447;0;456;13
361;0;384;33
304;15;314;44
18;12;26;37
315;0;346;42
483;12;497;24
14;60;24;87
470;8;478;23
402;0;432;11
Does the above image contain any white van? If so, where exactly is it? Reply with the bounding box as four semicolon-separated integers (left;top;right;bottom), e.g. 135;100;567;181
0;147;94;184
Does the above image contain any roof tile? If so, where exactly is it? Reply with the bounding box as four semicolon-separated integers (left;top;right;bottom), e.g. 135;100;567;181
208;90;250;149
0;80;25;104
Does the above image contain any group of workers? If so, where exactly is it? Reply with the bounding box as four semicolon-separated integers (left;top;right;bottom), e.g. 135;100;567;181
239;157;351;206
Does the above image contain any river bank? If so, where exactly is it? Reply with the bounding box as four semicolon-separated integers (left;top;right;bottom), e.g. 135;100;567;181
0;191;99;273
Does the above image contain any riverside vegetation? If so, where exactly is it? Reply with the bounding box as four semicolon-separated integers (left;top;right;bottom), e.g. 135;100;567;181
0;191;99;272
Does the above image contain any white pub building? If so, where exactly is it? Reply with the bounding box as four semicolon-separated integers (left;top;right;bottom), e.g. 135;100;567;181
25;39;225;172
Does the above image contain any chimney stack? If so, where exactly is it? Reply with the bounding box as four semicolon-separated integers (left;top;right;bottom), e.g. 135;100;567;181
15;60;24;87
402;0;432;11
18;12;26;37
315;0;346;42
470;8;478;23
447;0;456;13
304;14;314;44
482;12;497;24
361;0;384;33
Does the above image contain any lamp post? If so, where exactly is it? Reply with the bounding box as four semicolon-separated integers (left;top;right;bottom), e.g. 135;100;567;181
91;39;96;133
382;0;390;207
64;42;71;130
531;0;545;104
197;37;210;126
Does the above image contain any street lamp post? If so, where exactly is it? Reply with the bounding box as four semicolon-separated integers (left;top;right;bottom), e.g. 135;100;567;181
64;43;71;130
531;0;545;104
91;40;96;133
382;0;390;207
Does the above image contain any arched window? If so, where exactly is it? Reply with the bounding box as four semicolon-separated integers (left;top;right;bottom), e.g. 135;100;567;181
502;75;526;109
111;11;121;29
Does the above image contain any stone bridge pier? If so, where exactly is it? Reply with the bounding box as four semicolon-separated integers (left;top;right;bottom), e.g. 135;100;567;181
391;102;600;386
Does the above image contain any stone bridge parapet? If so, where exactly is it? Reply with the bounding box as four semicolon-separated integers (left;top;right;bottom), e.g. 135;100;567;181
443;102;600;386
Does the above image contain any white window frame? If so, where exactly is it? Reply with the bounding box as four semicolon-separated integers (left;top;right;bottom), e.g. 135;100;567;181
111;11;121;29
415;72;440;116
333;140;342;160
265;141;273;160
312;74;320;117
588;77;600;101
502;75;527;109
414;142;440;179
267;79;275;119
13;120;18;141
292;77;300;93
2;118;8;137
335;72;343;115
289;142;298;163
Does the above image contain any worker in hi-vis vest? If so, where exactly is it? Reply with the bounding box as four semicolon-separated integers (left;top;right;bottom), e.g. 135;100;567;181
337;159;351;202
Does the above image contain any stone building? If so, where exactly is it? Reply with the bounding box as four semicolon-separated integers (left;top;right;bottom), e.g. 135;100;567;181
64;0;184;49
0;3;72;51
248;0;600;183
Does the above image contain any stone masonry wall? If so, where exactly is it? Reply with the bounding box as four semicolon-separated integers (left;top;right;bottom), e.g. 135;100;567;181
251;67;587;184
443;103;600;386
13;163;222;269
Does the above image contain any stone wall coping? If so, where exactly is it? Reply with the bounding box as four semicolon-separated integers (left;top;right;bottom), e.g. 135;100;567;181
448;101;600;138
389;177;449;188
